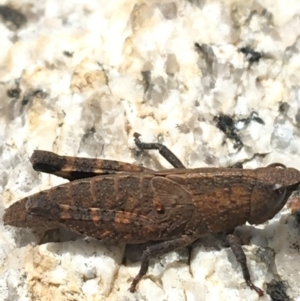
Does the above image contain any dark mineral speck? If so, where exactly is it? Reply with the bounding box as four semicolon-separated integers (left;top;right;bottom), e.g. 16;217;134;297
0;5;27;29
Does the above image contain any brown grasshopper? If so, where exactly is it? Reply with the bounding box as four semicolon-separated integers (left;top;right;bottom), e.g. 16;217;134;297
3;133;300;296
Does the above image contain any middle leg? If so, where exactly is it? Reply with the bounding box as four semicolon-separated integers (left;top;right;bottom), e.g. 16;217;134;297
134;133;186;169
129;235;195;292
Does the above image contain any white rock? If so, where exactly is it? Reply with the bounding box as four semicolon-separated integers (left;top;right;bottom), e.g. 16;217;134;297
1;0;300;300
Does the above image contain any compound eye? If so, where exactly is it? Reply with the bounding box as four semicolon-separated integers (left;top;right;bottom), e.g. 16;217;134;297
273;188;287;208
249;183;288;225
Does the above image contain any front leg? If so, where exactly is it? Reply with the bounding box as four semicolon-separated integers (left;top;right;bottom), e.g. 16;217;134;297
226;234;264;296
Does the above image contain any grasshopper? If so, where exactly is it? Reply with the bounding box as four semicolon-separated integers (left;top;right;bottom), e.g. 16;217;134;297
3;133;300;296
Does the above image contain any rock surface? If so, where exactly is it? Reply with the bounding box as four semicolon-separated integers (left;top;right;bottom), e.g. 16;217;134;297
1;0;300;300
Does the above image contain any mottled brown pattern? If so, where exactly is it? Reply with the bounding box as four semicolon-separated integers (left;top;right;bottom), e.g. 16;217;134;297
3;145;300;295
4;167;300;240
58;206;160;243
30;150;150;181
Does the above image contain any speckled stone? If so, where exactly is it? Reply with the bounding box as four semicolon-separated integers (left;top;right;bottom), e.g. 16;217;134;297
1;0;300;300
